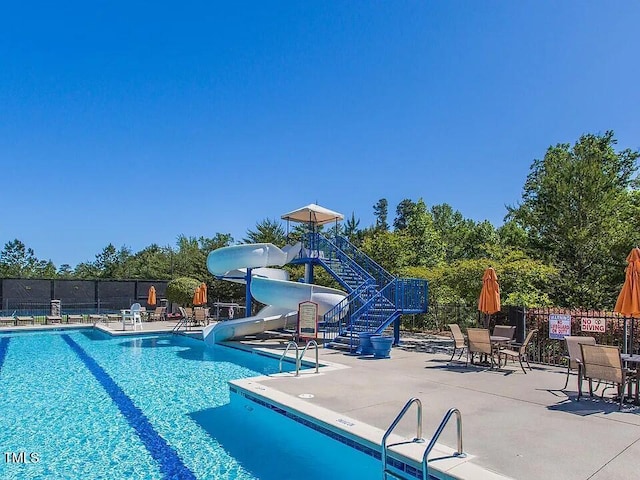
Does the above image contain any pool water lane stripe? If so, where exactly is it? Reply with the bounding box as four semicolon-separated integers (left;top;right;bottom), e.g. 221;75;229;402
60;334;197;480
0;337;10;372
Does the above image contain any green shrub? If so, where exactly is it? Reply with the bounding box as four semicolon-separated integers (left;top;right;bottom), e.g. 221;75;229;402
166;277;201;306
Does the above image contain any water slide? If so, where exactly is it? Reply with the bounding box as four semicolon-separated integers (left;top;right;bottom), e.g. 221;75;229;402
202;243;347;344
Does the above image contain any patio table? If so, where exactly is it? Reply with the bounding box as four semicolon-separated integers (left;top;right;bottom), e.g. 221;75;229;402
620;354;640;403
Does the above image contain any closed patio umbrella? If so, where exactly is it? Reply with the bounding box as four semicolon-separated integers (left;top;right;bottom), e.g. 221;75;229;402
614;247;640;353
200;283;207;305
478;267;501;328
193;286;201;306
147;286;157;306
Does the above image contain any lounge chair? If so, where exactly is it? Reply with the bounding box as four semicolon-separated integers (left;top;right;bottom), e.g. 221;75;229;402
562;336;596;390
466;328;497;369
15;316;34;325
448;324;466;362
46;315;63;324
497;329;538;374
149;307;166;322
578;343;636;410
67;315;84;324
0;316;16;327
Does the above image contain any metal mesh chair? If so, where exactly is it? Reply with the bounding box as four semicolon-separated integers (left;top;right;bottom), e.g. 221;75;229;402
562;336;596;390
497;329;538;374
466;328;497;368
578;343;636;410
448;324;466;362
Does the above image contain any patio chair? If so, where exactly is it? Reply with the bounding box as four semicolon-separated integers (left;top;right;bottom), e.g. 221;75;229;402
149;306;166;322
15;316;35;325
497;329;538;374
466;328;497;369
578;343;637;410
448;323;466;362
562;336;596;390
492;325;516;342
67;315;84;324
194;307;208;326
46;315;63;324
0;316;16;327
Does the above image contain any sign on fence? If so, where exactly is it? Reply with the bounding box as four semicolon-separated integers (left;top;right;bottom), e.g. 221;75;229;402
549;314;572;339
581;317;606;333
298;301;318;340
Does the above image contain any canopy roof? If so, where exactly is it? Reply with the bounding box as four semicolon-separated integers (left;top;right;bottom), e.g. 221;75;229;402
281;204;344;225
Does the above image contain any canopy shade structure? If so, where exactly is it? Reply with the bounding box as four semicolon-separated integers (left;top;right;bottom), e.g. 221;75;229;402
281;204;344;226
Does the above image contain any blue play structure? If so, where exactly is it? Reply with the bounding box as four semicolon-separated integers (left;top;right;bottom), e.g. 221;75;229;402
291;231;428;350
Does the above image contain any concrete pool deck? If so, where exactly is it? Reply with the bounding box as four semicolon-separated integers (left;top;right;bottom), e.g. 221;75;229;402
2;321;638;479
228;335;640;480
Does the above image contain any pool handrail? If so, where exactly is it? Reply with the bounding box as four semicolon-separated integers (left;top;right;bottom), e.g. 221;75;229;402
422;408;465;480
279;341;300;376
382;397;424;479
301;339;319;374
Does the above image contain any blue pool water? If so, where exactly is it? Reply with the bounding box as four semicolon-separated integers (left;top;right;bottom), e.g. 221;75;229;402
0;329;381;479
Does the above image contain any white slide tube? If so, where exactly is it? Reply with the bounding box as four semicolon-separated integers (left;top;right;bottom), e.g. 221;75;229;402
203;243;345;344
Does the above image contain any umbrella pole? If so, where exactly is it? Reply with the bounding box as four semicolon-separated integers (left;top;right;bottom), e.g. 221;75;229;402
623;317;628;354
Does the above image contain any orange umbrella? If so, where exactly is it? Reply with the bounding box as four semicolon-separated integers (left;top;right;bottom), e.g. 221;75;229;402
199;282;207;305
614;248;640;317
478;268;501;326
193;286;201;306
147;286;157;306
614;248;640;354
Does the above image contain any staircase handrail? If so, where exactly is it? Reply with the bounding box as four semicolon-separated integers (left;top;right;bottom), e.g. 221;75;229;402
312;234;375;286
333;235;394;286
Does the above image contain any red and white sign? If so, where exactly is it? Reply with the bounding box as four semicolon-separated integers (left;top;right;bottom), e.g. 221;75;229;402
549;314;572;339
581;317;606;333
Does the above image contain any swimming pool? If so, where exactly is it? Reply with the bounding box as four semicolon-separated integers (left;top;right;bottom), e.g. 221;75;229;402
0;329;383;479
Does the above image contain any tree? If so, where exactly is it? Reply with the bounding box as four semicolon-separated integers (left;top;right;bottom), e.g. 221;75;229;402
94;244;132;278
430;203;475;261
404;199;444;267
243;218;286;246
342;212;362;244
0;239;40;277
57;264;74;278
373;198;389;231
166;277;201;306
508;131;639;308
393;199;415;231
361;231;413;273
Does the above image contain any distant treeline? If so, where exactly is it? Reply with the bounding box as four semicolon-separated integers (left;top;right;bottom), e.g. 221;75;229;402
2;131;638;310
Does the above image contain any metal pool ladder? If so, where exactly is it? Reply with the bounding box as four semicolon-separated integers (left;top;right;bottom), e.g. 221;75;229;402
279;340;320;376
382;398;465;480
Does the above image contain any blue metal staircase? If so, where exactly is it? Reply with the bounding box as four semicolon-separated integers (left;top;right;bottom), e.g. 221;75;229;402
293;233;428;351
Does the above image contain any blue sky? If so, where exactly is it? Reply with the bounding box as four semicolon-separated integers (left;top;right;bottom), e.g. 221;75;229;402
1;1;639;268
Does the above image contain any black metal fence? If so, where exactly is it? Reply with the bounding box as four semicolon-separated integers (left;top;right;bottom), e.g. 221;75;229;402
399;304;636;367
0;278;169;317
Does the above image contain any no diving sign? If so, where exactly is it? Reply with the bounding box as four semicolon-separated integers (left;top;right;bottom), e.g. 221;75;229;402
581;317;606;333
